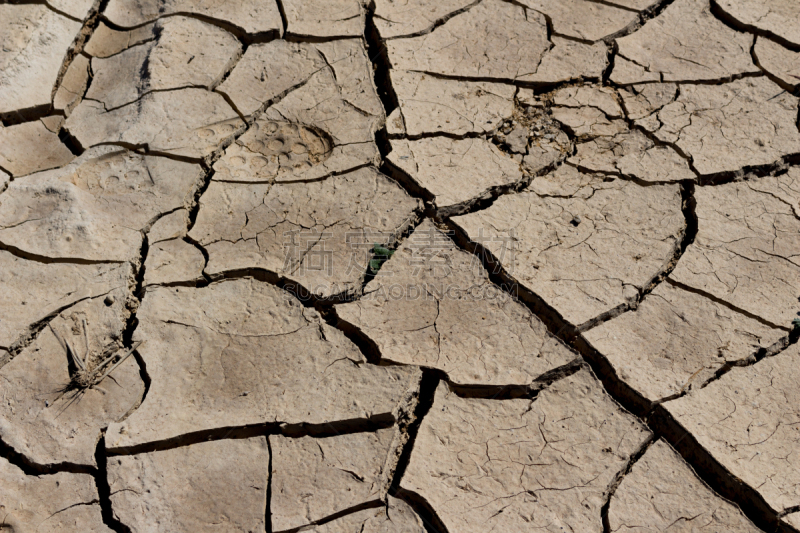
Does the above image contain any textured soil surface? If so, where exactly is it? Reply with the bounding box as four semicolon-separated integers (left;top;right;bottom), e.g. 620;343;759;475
1;0;800;532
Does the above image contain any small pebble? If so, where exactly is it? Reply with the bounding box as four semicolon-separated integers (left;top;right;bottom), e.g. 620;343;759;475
570;215;581;226
104;295;115;306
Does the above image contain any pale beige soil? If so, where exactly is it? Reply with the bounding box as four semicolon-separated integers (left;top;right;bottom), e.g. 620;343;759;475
1;0;799;531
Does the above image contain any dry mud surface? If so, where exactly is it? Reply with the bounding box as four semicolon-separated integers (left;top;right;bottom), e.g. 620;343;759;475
0;0;799;532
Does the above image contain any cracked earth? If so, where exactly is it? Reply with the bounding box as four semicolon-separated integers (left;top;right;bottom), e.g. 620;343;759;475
0;0;799;531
